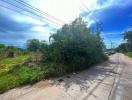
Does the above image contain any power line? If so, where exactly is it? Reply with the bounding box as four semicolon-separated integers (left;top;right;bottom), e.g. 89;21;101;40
13;0;66;24
2;0;62;26
80;1;92;13
79;0;93;16
0;8;56;29
79;0;99;23
0;0;62;27
0;4;36;21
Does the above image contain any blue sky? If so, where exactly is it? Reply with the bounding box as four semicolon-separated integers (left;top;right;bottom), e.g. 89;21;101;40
0;0;132;48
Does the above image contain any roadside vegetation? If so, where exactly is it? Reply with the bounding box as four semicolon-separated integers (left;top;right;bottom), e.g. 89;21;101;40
0;55;43;93
116;29;132;57
0;18;108;93
125;52;132;57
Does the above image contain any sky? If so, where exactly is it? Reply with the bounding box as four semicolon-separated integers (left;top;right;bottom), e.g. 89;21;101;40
0;0;132;48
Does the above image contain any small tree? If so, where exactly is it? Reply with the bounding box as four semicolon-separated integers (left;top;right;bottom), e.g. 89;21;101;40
124;30;132;44
116;30;132;52
27;39;41;52
124;30;132;51
0;44;5;49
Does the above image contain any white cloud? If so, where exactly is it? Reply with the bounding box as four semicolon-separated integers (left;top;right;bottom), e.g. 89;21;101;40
31;0;81;23
80;0;130;25
28;26;53;41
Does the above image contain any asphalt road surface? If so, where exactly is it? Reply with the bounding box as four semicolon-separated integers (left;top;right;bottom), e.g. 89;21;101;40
0;53;132;100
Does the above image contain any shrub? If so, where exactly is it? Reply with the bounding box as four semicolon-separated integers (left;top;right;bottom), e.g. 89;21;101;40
17;66;41;85
41;63;67;78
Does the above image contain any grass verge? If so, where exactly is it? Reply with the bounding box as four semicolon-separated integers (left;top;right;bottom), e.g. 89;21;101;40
125;52;132;57
0;56;42;93
0;55;30;76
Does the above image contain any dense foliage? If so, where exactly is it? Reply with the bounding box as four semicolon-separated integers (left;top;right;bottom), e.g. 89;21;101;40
28;18;107;74
48;18;107;72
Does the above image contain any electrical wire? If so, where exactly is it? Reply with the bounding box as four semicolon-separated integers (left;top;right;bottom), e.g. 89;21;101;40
13;0;66;24
0;0;62;27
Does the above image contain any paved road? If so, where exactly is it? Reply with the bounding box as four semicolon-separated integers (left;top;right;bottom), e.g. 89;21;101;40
0;53;132;100
111;54;132;100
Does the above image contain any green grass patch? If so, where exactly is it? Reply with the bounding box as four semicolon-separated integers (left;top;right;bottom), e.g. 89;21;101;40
0;55;43;93
0;74;18;93
125;52;132;57
0;55;30;76
17;66;42;85
0;65;42;93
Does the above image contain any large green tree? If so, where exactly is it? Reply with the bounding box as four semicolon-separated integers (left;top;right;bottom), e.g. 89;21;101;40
48;18;107;72
27;18;107;74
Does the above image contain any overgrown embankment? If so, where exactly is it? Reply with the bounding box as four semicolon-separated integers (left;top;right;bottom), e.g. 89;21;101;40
0;18;108;93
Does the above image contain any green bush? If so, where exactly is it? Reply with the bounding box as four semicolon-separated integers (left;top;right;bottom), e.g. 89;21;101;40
43;63;67;77
17;66;41;85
